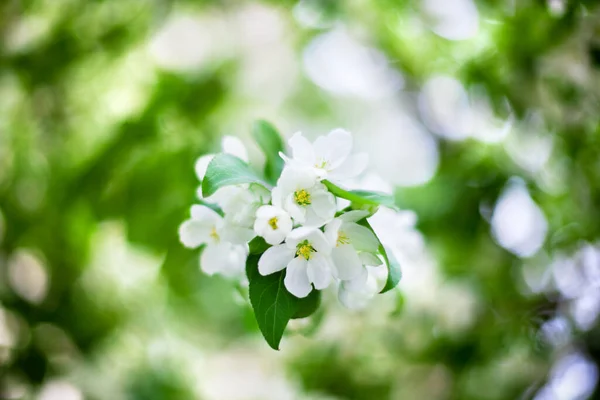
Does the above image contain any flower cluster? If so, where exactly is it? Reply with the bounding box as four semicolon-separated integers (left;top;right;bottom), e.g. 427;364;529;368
178;122;402;348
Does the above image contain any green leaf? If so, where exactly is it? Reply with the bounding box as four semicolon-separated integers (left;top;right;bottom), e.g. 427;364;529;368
292;290;321;319
358;219;402;293
248;236;271;255
201;154;269;198
378;244;402;293
252;120;285;184
322;180;398;210
246;254;298;350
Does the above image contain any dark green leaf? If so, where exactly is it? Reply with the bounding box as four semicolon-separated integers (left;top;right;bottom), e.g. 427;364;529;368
292;290;321;319
248;236;271;255
201;154;268;198
322;180;398;210
252;120;285;184
246;254;298;350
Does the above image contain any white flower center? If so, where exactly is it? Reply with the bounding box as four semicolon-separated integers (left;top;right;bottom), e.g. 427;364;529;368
296;240;316;260
268;217;278;230
294;189;311;206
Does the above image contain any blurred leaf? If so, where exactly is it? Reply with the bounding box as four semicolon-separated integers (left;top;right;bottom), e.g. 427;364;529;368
201;154;268;197
247;254;297;350
323;180;397;210
252;120;285;184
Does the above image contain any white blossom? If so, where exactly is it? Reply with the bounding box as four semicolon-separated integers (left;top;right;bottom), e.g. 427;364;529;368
276;166;336;227
338;265;380;310
178;205;247;278
280;129;368;182
254;205;293;245
324;210;381;280
258;227;334;298
214;184;271;244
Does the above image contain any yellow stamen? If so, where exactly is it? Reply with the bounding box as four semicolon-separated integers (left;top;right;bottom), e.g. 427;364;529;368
296;240;315;260
210;226;220;242
337;231;351;246
268;217;278;230
294;189;311;206
315;160;328;169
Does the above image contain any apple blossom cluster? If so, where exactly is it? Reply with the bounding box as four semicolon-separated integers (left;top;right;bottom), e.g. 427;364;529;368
178;121;402;349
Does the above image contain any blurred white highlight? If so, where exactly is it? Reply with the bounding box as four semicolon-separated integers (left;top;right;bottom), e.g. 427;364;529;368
422;0;479;41
149;13;230;71
367;110;439;186
38;380;82;400
535;352;598;400
7;250;48;304
419;76;511;143
303;29;403;100
491;180;547;257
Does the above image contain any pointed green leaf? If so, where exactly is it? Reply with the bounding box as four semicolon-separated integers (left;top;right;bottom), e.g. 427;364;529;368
322;180;398;210
252;120;286;184
246;254;298;350
201;153;268;197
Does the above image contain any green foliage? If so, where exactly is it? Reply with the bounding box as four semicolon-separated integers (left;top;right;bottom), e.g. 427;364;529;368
322;180;398;210
246;254;297;350
201;153;269;197
248;236;271;254
252;120;286;184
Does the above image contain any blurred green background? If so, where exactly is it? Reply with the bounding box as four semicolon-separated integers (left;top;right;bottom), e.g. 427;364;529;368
1;0;600;399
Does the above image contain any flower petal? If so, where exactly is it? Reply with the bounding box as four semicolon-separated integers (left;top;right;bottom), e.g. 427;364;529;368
271;186;284;209
324;219;343;247
313;128;353;169
284;194;306;223
256;205;279;220
307;253;333;290
278;166;318;194
258;245;295;276
339;210;370;223
305;229;333;254
263;229;288;245
178;219;211;248
201;242;247;278
310;190;337;220
285;226;314;248
191;204;221;222
289;132;316;166
359;252;383;266
221;135;249;162
284;257;312;298
194;154;215;181
331;244;363;280
342;266;369;292
344;222;380;252
338;273;377;310
327;153;369;181
220;223;255;244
